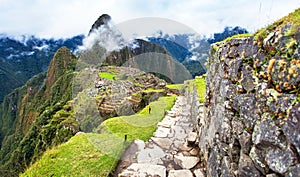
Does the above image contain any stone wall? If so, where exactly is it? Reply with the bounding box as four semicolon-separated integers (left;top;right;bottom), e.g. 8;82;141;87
194;25;300;176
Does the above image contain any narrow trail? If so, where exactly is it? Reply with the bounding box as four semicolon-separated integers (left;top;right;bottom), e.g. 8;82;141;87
115;96;204;177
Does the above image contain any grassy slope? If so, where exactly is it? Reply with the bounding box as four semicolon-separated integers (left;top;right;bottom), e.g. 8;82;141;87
21;96;176;177
255;8;300;40
186;77;206;103
98;72;116;81
99;96;176;141
21;133;123;177
194;77;206;103
214;8;300;46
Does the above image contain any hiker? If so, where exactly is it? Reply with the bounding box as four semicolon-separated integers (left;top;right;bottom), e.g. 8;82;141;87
149;106;151;114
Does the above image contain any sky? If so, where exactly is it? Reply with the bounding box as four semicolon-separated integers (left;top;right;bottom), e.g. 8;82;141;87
0;0;299;39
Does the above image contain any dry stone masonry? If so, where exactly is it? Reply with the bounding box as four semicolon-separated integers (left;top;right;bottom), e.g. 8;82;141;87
193;23;300;176
117;11;300;177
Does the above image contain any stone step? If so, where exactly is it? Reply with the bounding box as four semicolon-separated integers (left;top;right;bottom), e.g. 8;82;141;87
116;96;200;177
168;169;193;177
119;163;166;177
154;127;171;138
193;169;206;177
174;153;200;169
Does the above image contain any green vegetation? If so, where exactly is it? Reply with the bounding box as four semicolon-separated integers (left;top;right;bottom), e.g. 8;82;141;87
21;133;125;177
166;84;184;91
255;8;300;40
186;77;206;103
141;88;165;93
212;44;220;52
22;96;176;176
0;47;79;176
98;72;116;81
222;33;254;43
216;8;300;43
98;96;176;141
194;77;206;103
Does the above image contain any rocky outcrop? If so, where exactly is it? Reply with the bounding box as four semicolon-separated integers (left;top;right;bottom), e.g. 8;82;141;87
194;9;300;177
88;14;111;35
74;65;167;132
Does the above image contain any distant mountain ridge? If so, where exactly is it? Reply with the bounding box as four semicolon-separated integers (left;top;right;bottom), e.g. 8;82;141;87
0;34;84;102
0;13;251;176
0;20;248;103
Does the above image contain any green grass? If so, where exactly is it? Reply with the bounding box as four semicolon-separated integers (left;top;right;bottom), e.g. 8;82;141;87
141;88;165;93
194;77;206;103
222;33;254;43
186;77;206;103
166;84;184;91
98;96;176;141
21;133;125;177
98;72;116;81
22;96;176;177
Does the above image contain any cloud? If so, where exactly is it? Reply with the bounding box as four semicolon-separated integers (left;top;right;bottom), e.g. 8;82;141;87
79;21;126;52
0;0;299;38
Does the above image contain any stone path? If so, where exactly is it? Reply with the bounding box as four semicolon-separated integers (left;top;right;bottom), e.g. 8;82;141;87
117;96;205;177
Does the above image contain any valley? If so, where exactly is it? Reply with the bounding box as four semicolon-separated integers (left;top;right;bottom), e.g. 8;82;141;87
0;7;299;177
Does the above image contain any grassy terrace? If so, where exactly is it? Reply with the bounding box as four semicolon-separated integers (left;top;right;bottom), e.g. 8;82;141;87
98;71;116;81
186;76;206;103
22;96;176;177
99;96;176;141
166;83;184;90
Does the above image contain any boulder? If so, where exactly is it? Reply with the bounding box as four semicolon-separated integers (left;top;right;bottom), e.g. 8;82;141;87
283;103;300;155
265;147;297;174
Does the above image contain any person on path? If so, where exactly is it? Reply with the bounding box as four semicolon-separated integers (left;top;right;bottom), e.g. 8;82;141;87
149;106;151;114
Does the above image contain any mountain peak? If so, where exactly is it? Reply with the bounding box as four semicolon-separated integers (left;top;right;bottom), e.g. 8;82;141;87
45;46;77;96
88;14;111;35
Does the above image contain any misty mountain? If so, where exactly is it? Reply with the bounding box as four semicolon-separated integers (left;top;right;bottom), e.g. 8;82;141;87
147;26;248;77
207;26;248;44
148;34;210;77
0;34;84;102
0;25;248;102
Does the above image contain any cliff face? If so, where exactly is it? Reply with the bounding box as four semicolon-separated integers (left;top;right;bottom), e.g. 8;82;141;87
194;9;300;176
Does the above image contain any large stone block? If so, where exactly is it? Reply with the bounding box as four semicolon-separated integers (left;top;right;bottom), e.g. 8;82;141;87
283;103;300;155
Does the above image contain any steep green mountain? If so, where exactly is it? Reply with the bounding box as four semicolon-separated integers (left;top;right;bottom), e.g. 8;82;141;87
0;41;178;176
0;13;254;177
0;35;84;103
0;19;247;105
21;95;176;177
0;47;78;176
19;8;300;177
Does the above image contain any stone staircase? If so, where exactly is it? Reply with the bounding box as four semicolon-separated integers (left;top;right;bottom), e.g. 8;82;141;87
117;96;205;177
